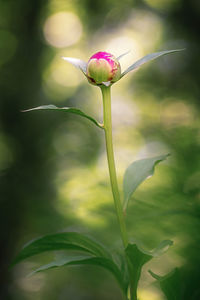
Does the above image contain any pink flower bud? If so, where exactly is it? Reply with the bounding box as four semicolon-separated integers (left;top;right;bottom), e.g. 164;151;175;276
86;51;121;85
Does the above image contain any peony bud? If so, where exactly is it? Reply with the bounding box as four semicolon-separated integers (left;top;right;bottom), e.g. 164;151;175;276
86;51;121;85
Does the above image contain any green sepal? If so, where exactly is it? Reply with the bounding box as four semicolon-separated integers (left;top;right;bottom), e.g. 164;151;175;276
62;57;87;74
116;51;130;61
121;49;185;78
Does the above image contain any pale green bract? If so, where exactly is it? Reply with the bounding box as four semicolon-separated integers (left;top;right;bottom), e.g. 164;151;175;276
62;57;87;73
121;49;185;77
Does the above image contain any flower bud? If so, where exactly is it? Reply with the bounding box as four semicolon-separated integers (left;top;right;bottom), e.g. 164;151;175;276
86;51;121;85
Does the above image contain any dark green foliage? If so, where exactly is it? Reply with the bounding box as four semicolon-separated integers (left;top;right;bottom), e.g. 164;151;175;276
149;268;181;300
12;232;128;294
12;232;111;266
125;240;173;299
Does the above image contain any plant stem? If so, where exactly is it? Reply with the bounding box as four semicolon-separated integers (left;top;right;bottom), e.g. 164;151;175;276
100;85;128;249
101;85;138;300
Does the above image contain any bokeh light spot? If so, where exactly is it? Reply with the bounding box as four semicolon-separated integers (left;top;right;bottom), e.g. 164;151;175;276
42;52;84;101
50;57;82;87
43;11;82;48
57;167;110;227
106;36;144;73
144;0;180;11
138;288;164;300
161;100;195;128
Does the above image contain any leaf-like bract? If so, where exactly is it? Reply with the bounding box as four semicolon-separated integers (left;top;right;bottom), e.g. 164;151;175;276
116;51;130;61
121;49;185;77
22;105;103;129
123;154;169;211
62;57;87;74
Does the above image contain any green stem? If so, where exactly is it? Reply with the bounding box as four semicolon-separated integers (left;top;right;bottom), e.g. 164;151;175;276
100;85;128;249
101;85;138;300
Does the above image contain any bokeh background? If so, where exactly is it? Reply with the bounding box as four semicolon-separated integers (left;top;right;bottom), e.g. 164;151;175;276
0;0;200;299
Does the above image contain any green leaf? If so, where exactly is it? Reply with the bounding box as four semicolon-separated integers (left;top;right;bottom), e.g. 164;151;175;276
121;49;185;77
123;154;169;211
29;254;128;293
125;240;173;299
62;56;87;74
22;105;103;129
125;240;173;300
125;243;153;300
149;268;180;300
12;232;111;266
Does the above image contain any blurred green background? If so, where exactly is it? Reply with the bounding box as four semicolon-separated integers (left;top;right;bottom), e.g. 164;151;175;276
0;0;199;299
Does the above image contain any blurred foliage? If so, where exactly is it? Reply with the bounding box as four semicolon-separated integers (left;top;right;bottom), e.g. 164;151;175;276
0;0;199;299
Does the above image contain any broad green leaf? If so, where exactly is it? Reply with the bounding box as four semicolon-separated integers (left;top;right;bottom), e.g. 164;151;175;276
125;240;173;300
29;254;128;293
125;243;153;300
62;57;87;74
123;154;169;211
149;268;180;300
12;232;111;266
22;105;103;129
121;49;184;77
